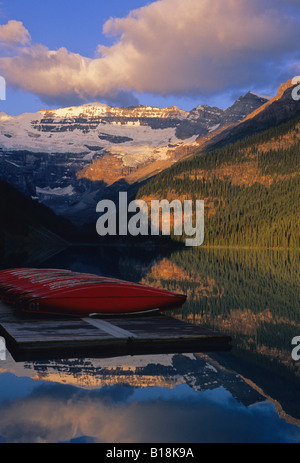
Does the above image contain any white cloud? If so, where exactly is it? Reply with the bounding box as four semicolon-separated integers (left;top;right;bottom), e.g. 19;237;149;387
0;0;299;106
0;19;31;47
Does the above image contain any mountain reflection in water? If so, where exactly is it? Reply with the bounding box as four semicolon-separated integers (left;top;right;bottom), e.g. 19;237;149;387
1;351;300;443
0;245;299;443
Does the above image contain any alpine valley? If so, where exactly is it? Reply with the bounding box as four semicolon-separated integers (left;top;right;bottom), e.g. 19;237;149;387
0;78;299;250
0;91;269;225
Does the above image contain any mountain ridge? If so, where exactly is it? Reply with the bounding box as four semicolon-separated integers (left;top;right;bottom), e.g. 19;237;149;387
0;89;269;223
200;79;300;152
136;101;300;249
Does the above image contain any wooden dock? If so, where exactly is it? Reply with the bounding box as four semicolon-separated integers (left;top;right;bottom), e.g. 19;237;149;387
0;301;231;361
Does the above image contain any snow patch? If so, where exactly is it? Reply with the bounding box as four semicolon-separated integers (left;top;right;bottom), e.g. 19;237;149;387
36;185;75;196
209;123;221;132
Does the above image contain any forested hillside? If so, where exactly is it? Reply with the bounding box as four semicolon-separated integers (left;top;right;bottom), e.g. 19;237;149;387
0;180;75;255
137;115;300;248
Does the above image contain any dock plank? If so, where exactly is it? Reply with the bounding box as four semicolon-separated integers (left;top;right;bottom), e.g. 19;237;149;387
0;301;231;360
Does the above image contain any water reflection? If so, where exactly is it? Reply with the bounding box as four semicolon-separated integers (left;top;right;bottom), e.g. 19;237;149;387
1;351;300;443
38;246;300;379
0;244;299;442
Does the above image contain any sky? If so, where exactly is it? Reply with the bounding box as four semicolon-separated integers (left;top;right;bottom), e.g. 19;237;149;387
0;0;299;115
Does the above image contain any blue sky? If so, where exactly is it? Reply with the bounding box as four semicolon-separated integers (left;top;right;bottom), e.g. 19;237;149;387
0;0;299;115
0;0;155;114
1;0;145;54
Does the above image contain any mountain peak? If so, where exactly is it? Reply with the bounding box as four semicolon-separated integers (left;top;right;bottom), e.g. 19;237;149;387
202;78;300;151
37;102;188;121
243;78;299;123
0;112;11;121
224;91;270;103
248;91;272;101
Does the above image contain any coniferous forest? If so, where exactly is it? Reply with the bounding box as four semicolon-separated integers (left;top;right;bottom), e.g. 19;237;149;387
137;115;300;249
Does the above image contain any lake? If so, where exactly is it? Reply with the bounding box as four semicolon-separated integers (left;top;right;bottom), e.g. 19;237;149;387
0;244;299;443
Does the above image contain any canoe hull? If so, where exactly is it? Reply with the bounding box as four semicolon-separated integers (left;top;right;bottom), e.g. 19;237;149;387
0;268;187;317
24;295;186;317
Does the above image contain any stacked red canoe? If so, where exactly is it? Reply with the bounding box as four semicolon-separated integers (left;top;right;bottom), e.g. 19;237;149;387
0;268;187;317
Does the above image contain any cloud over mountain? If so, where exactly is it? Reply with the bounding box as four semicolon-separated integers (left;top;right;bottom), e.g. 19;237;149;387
0;0;299;106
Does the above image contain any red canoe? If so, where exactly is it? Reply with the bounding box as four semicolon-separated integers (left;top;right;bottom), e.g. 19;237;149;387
0;268;187;317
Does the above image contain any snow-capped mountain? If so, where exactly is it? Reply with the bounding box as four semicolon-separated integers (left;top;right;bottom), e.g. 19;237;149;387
0;92;269;224
0;103;189;156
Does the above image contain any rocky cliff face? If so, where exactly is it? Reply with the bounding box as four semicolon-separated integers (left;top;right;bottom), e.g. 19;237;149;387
175;92;270;139
204;81;300;151
0;92;269;223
